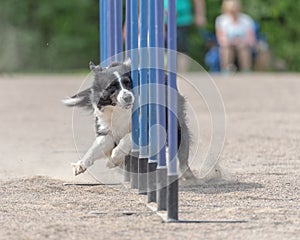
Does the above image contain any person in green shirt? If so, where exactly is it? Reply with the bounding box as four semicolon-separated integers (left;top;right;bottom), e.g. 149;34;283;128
164;0;206;71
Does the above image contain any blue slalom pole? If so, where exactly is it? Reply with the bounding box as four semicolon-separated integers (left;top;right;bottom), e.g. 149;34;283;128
167;0;178;176
106;0;115;63
124;0;131;182
130;0;139;189
138;0;149;194
156;0;166;168
115;0;123;62
139;0;148;159
148;0;157;164
125;0;131;59
167;0;179;221
100;0;108;66
155;0;167;211
123;0;131;183
147;0;158;203
99;0;103;63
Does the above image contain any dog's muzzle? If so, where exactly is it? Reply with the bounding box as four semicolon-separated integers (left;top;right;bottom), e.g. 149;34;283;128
117;90;134;108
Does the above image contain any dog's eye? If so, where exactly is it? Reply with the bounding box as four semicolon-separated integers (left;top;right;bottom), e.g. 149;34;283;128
122;77;132;88
106;82;119;92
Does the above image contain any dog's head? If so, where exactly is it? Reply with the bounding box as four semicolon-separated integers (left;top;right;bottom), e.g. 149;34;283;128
63;59;134;111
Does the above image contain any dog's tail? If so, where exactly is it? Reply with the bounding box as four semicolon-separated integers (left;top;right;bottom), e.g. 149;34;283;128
62;88;92;109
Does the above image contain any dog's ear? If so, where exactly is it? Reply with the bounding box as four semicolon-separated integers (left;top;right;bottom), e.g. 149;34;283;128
109;62;121;68
62;88;92;109
89;61;102;72
123;58;131;68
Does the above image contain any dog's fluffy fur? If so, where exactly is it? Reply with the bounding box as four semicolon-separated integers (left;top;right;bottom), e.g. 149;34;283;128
63;59;194;179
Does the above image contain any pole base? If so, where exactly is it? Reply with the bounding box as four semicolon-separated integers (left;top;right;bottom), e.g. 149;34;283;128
156;167;167;211
124;155;131;182
147;161;157;203
138;157;148;194
130;151;139;189
167;174;179;221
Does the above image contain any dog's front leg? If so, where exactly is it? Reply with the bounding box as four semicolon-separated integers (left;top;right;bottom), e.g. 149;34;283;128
72;135;115;176
107;133;132;168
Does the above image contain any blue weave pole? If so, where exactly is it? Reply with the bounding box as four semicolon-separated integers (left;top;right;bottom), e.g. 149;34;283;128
130;0;139;189
114;0;123;62
138;0;149;194
148;0;157;165
155;0;167;211
123;0;131;182
125;0;131;59
107;0;115;62
167;0;178;221
139;0;148;159
99;0;107;66
167;0;178;176
156;0;166;169
147;0;158;203
155;0;166;168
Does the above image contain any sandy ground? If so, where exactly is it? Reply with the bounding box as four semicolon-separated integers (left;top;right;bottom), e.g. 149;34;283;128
0;73;299;240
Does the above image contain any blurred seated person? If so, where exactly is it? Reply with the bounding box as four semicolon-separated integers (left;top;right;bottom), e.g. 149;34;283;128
215;0;256;72
164;0;206;72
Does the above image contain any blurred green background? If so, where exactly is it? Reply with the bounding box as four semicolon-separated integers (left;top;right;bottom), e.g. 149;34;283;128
0;0;299;72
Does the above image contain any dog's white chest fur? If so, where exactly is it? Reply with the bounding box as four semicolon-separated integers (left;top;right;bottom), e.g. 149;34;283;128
94;105;131;144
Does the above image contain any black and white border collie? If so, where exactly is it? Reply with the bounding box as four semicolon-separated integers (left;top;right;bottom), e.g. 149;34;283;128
63;59;194;179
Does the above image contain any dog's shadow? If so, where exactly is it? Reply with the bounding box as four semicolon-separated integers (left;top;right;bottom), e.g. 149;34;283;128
179;180;263;194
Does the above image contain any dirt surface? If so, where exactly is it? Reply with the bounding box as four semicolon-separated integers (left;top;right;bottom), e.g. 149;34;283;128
0;73;299;240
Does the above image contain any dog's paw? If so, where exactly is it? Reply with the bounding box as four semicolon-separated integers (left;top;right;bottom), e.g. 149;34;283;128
71;161;87;176
106;159;117;168
181;168;196;180
111;148;125;164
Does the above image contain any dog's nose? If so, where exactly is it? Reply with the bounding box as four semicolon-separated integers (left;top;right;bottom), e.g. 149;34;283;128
123;93;133;103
